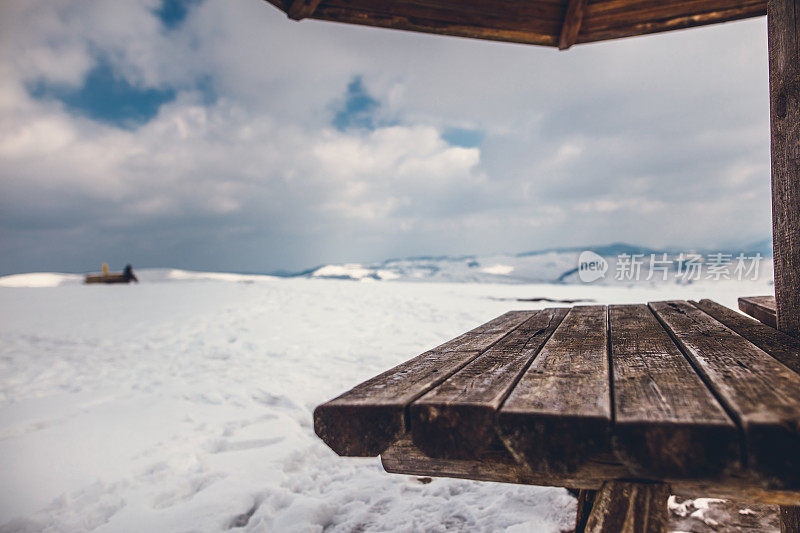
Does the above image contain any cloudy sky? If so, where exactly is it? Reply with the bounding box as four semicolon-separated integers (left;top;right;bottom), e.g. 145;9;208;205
0;0;772;275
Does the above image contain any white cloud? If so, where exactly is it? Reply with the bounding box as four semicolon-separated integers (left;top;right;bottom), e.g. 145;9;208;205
0;0;774;273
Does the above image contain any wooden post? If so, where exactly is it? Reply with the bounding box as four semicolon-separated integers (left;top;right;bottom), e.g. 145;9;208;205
558;0;588;50
583;481;669;533
770;0;800;336
769;0;800;529
574;489;597;533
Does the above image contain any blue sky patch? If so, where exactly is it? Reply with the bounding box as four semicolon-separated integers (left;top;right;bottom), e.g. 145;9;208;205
442;127;484;148
194;75;218;106
156;0;202;29
28;59;176;129
332;76;380;131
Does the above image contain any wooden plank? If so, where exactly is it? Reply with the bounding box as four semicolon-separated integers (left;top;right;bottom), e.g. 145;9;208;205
650;300;800;489
266;0;766;48
739;295;778;329
410;307;568;459
693;299;800;375
584;481;670;533
579;4;765;44
583;0;765;25
770;0;800;337
313;310;535;456
498;305;611;474
380;436;800;505
559;0;589;50
287;0;323;19
609;304;739;479
745;295;777;313
324;0;566;31
312;5;559;47
382;435;627;490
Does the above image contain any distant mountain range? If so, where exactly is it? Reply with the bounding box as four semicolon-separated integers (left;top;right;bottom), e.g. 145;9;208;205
285;240;774;284
516;240;773;259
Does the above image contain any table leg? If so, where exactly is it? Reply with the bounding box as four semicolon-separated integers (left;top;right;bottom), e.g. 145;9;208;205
574;489;597;533
583;480;669;533
781;505;800;532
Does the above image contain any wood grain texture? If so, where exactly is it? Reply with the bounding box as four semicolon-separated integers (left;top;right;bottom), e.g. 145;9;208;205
739;295;779;329
287;0;323;19
782;505;800;533
499;305;611;474
768;7;800;527
580;3;765;43
324;0;565;30
584;480;669;533
650;300;800;489
609;304;739;479
770;0;800;336
410;308;568;459
559;0;588;49
312;4;560;47
382;435;623;489
264;0;290;11
380;436;800;505
575;489;598;533
264;0;766;47
314;311;535;456
768;2;800;523
580;0;765;37
694;299;800;375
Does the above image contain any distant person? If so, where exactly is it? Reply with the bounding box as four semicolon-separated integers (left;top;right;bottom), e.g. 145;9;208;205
123;264;138;283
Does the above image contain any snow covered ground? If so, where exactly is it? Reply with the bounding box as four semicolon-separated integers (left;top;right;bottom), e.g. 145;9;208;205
0;273;776;532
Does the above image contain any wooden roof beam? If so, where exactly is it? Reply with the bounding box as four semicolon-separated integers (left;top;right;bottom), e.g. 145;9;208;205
558;0;588;50
288;0;322;20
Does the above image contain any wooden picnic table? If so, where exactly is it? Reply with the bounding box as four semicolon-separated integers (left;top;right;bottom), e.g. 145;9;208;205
314;300;800;532
266;0;800;528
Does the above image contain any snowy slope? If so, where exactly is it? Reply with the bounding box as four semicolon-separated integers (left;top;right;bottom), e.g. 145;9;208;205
0;272;84;288
0;269;278;288
0;275;775;532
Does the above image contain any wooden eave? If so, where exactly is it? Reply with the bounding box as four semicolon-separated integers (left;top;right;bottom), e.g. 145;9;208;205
265;0;766;50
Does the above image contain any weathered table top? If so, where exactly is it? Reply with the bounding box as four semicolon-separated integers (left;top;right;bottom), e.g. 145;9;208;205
314;299;800;504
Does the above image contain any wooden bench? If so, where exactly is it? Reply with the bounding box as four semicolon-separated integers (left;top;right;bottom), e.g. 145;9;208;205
314;300;800;532
740;295;778;329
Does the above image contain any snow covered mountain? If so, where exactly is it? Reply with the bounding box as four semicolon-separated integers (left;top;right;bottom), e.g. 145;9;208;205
301;242;773;285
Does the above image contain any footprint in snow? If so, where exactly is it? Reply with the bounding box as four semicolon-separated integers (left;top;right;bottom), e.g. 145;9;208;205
152;473;226;509
210;437;284;454
221;415;278;437
251;391;297;410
